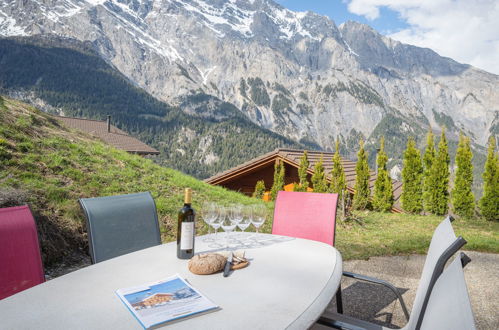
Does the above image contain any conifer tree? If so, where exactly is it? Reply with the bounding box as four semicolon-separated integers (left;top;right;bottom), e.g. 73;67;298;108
330;140;347;218
428;129;450;215
401;137;423;213
270;160;285;201
294;151;309;192
372;137;394;212
479;137;499;221
422;131;436;212
253;180;266;199
451;133;475;217
329;140;346;200
311;154;328;193
353;139;371;210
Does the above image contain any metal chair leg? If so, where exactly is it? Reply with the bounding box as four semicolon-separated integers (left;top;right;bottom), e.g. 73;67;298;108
335;285;343;314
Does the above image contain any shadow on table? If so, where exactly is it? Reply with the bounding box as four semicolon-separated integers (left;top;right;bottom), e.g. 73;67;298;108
328;281;409;329
197;234;295;254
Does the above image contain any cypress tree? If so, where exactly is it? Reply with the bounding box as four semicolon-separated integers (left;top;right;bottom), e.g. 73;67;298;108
270;160;285;201
330;140;347;218
422;131;436;212
479;137;499;221
372;137;394;212
330;140;346;200
451;133;475;217
294;151;309;192
311;154;328;193
253;180;266;199
428;129;450;215
401;137;423;213
353;139;371;210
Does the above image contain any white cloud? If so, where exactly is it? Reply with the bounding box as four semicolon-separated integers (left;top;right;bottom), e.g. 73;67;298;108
345;0;499;75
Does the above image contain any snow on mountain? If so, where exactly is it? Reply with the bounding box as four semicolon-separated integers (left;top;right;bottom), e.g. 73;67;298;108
0;0;498;159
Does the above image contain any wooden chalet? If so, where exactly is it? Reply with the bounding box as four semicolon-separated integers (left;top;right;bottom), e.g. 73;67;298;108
205;148;403;213
55;115;160;156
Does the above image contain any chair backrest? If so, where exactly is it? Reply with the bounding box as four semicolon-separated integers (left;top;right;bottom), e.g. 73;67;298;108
79;192;161;263
419;253;476;329
405;216;466;330
0;205;45;300
272;191;338;246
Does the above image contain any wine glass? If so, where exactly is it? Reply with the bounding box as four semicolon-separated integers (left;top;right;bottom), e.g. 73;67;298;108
237;205;252;235
221;207;237;250
201;202;218;241
228;204;243;233
251;204;267;234
210;205;222;242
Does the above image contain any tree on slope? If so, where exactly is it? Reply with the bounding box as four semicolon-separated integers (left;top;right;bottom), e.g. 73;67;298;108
294;151;309;192
372;137;393;212
330;140;347;217
401;137;423;213
311;154;328;193
353;139;370;210
479;137;499;221
270;160;285;201
428;129;450;215
451;133;475;218
253;180;266;199
422;131;436;212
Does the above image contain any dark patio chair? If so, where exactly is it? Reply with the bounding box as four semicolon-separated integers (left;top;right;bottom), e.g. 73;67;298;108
315;216;476;330
79;192;161;263
0;205;45;300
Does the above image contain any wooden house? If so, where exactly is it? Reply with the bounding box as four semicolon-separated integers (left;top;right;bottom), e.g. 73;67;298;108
205;148;403;212
54;115;160;156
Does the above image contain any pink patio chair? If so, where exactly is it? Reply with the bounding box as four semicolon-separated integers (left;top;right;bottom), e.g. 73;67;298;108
272;191;339;246
0;205;45;300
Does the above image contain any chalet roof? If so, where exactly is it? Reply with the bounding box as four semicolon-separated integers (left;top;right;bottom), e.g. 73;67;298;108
205;148;403;212
55;116;159;155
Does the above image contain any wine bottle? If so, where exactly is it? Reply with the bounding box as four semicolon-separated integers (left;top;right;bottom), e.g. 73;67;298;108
177;188;195;259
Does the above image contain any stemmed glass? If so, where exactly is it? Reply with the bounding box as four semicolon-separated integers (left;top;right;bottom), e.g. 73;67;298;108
229;204;243;234
201;202;218;241
238;205;252;243
251;204;267;234
210;205;222;243
220;206;237;250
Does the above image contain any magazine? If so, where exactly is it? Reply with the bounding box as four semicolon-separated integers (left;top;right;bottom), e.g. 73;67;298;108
116;274;218;329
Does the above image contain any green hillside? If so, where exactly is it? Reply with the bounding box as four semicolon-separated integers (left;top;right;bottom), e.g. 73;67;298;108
0;36;302;179
0;96;267;268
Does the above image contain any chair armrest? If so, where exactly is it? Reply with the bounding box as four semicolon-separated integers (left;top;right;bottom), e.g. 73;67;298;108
342;271;410;321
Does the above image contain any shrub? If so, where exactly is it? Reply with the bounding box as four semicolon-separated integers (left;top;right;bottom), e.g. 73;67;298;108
311;154;328;193
253;180;266;199
353;139;370;210
294;151;309;192
452;133;475;217
401;137;423;213
479;137;499;221
372;137;393;212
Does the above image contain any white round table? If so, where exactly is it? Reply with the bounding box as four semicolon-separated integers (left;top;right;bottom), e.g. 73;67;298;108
0;233;342;329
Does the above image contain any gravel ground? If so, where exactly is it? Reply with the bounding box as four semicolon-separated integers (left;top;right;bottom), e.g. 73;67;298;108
323;251;499;329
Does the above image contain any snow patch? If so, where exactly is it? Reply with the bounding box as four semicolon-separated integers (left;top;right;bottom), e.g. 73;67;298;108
0;10;27;36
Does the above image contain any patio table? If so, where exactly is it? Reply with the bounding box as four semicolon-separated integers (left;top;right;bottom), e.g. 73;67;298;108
0;233;342;329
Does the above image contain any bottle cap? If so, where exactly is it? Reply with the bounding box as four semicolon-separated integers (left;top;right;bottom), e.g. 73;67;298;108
184;188;192;204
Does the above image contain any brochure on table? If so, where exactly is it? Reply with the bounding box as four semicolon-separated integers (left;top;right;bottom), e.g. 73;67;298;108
116;274;218;329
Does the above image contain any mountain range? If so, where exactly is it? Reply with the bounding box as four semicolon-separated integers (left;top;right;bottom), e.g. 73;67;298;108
1;0;497;186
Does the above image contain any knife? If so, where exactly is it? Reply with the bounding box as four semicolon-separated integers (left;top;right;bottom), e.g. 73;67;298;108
223;252;233;277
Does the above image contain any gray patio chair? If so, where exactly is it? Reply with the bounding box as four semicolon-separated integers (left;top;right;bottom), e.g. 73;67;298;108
315;215;475;330
79;192;161;263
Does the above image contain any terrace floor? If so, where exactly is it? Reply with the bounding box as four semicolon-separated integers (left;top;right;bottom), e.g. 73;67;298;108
323;251;499;329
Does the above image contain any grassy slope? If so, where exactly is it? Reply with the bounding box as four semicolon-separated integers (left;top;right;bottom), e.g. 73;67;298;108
0;96;496;270
0;96;269;267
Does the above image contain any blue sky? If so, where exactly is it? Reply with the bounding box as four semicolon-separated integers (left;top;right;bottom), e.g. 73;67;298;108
273;0;499;74
275;0;408;35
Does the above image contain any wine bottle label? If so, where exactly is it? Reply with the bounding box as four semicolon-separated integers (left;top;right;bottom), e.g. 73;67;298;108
180;222;194;250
